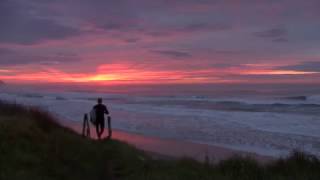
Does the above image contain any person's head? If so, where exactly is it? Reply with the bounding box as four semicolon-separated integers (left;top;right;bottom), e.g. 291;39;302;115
97;98;103;104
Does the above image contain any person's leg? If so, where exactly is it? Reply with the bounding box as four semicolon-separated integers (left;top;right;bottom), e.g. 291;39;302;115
96;122;101;139
99;119;105;138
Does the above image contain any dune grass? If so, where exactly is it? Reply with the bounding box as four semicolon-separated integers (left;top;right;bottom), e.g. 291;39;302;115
0;101;320;180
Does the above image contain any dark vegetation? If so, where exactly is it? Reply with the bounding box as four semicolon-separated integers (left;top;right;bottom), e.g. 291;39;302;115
0;101;320;180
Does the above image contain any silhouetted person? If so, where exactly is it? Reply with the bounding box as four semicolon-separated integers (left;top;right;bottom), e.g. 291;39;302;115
93;98;109;140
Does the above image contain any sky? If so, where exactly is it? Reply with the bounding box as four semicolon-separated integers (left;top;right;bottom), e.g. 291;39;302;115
0;0;320;84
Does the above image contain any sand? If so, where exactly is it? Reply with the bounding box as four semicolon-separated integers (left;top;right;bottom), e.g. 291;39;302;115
61;119;273;163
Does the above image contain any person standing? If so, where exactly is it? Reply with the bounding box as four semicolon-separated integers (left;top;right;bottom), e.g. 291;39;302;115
93;98;110;140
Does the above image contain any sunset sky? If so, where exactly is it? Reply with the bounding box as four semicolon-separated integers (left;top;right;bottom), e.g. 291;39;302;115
0;0;320;84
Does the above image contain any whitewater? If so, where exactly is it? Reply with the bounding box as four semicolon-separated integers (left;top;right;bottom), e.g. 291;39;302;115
0;84;319;157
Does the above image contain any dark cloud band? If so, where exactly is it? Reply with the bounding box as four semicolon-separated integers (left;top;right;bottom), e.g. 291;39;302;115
279;61;320;72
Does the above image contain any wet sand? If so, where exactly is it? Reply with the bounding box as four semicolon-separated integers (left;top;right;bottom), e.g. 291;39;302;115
61;120;274;163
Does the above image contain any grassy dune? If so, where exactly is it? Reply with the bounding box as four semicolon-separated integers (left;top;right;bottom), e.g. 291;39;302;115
0;101;320;180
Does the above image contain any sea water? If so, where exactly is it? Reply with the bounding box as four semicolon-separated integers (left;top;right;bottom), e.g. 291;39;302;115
1;83;320;157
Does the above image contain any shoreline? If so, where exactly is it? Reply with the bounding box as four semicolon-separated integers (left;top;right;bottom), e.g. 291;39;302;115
61;119;274;163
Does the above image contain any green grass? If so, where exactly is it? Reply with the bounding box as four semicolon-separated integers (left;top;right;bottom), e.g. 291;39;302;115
0;101;320;180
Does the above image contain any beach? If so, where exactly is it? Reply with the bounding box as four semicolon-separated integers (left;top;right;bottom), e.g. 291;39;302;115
63;119;273;163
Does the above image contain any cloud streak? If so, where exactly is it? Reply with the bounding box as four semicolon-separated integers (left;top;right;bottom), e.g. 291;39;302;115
150;50;192;58
253;27;289;43
278;61;320;72
0;48;80;66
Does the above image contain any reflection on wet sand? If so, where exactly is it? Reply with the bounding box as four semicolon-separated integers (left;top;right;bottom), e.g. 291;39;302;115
62;119;273;163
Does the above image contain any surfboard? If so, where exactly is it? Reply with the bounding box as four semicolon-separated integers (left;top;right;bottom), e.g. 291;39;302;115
90;108;96;125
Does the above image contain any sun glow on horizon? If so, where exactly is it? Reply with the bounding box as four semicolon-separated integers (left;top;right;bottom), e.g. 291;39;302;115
0;63;319;84
66;74;121;82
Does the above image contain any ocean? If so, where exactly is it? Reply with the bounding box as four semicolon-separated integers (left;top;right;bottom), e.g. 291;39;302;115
1;83;320;157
